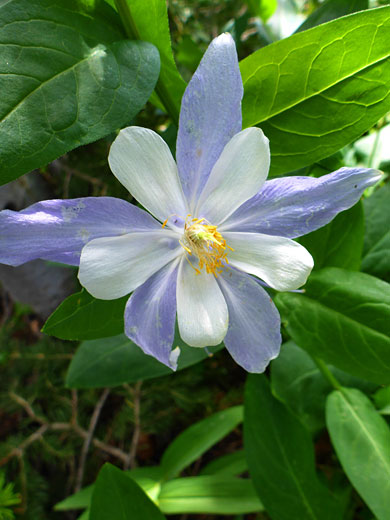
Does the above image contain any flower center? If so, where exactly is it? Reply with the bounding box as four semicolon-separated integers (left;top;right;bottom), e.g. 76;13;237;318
180;216;233;277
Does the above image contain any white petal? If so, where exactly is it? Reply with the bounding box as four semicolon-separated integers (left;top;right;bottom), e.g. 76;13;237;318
177;258;228;347
195;128;270;225
108;126;188;225
224;232;314;291
78;230;181;300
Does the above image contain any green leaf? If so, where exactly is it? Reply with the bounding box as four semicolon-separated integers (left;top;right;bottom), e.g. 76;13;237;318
299;201;364;271
158;476;263;515
161;406;243;480
244;374;343;520
43;290;127;340
55;467;163;512
246;0;277;21
296;0;368;33
55;485;93;511
271;341;377;433
362;183;390;281
373;386;390;415
89;464;165;520
118;0;186;120
66;333;223;388
176;35;203;72
200;450;248;477
0;0;160;185
240;6;390;176
326;388;390;520
276;268;390;384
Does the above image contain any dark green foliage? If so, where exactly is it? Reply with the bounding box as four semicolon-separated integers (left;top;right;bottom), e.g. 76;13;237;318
1;1;389;519
0;0;160;185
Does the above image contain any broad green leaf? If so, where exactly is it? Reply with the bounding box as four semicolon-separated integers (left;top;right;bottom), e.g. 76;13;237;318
271;341;377;432
373;386;390;415
200;450;248;477
55;485;93;511
362;183;390;281
246;0;277;21
118;0;186;120
176;35;203;72
240;6;390;176
66;333;223;388
296;0;368;33
161;406;243;480
326;388;390;520
43;290;127;340
0;0;160;185
55;466;163;512
244;375;343;520
158;476;263;515
299;202;364;271
90;464;165;520
276;268;390;384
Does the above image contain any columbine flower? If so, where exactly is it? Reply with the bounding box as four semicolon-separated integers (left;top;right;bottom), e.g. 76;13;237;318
0;34;381;372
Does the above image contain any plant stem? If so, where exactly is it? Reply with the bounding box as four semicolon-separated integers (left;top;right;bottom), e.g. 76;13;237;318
114;0;180;125
312;356;343;392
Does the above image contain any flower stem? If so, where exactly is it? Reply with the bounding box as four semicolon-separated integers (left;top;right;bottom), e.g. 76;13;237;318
114;0;180;125
312;356;343;392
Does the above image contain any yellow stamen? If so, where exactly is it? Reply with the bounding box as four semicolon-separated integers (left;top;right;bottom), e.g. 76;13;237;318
178;215;232;277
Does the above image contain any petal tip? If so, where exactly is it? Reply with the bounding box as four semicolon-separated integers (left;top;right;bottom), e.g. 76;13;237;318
213;32;235;47
169;346;181;371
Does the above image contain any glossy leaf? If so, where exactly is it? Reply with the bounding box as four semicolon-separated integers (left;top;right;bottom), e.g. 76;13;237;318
240;6;390;176
276;268;390;384
299;201;364;271
158;475;263;514
244;374;343;520
161;406;243;480
271;341;377;432
326;388;390;520
0;0;160;186
362;183;390;281
66;333;223;388
43;290;127;340
296;0;368;33
89;464;165;520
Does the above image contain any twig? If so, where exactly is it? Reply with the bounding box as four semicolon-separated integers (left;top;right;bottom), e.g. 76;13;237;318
70;390;78;427
74;388;110;492
9;352;73;360
9;392;46;424
124;381;142;470
3;392;129;467
63;169;71;198
0;425;48;465
60;164;106;186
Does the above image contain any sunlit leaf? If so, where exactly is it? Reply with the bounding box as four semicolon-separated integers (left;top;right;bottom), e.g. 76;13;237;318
241;6;390;175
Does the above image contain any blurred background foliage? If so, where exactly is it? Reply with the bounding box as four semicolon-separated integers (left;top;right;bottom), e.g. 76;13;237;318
0;0;389;519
